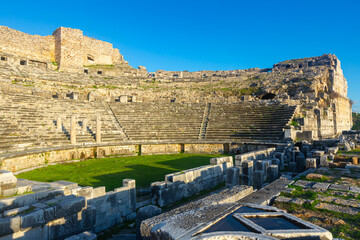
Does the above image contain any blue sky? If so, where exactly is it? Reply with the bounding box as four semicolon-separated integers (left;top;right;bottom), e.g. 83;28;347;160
1;0;359;111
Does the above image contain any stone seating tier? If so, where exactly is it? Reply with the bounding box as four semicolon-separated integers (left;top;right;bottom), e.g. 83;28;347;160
0;93;296;154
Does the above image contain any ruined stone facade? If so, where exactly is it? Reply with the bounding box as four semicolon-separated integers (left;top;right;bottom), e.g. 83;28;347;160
0;26;353;143
0;26;133;74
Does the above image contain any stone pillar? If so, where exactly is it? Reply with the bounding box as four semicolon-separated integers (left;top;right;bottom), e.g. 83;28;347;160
289;162;297;173
123;179;136;211
274;153;284;170
268;165;279;182
241;160;253;186
226;167;240;187
70;115;76;144
296;155;305;173
82;119;88;132
271;158;280;168
57;117;62;131
96;116;101;143
255;160;267;183
253;170;264;189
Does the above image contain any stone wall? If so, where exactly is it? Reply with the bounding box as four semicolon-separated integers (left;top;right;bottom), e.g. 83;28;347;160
0;26;130;74
0;142;275;173
151;156;233;207
0;26;55;63
234;148;276;165
0;177;136;239
82;35;123;66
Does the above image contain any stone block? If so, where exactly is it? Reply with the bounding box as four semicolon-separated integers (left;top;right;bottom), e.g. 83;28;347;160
271;158;280;168
268;165;279;183
43;207;55;222
241;160;253;186
64;231;97;240
253;170;264;190
296;155;305;173
275;196;292;203
54;197;86;219
320;155;329;167
48;212;84;239
294;180;315;188
54;180;78;189
289;162;297;173
35;189;64;201
3;206;30;217
315;202;359;215
78;187;93;199
136;205;161;239
305;158;317;169
350;185;360;194
81;206;96;232
0;215;20;236
210;156;233;165
226;167;240;187
123;179;136;188
0;171;17;191
312;182;331;190
1;188;18;197
291;198;307;205
329;184;350;191
93;187;106;198
313;151;325;157
328;147;339;155
20;209;45;230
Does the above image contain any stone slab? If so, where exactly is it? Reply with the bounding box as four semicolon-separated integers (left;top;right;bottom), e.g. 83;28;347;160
312;182;331;190
294;180;315;188
315;202;360;215
329;184;350;191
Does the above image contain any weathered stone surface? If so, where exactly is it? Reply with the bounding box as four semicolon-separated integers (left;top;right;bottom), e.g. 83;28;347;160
136;205;162;240
312;182;331;190
350;185;360;193
54;196;85;219
20;209;45;230
0;170;17;191
226;167;240;187
305;158;317;169
0;215;20;236
64;231;97;240
267;165;278;183
315;202;360;215
329;184;350;191
294;180;315;188
253;170;264;189
274;196;292;203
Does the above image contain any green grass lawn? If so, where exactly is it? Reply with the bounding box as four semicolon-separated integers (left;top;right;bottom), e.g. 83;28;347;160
17;153;225;191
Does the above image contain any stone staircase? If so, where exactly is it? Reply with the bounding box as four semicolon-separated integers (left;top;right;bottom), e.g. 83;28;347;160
0;90;297;155
0;93;126;154
109;103;205;141
205;103;297;142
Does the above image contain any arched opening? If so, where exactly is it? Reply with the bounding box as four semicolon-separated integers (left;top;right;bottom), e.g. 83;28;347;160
261;93;276;100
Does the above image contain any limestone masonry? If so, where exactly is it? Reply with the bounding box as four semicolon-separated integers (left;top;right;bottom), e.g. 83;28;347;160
0;25;357;240
0;25;353;163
